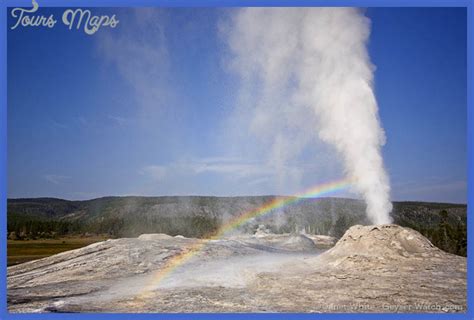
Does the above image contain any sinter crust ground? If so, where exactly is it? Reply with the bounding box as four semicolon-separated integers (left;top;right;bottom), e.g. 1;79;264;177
7;224;466;313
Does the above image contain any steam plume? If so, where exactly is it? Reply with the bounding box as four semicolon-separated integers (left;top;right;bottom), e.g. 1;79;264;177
223;8;392;224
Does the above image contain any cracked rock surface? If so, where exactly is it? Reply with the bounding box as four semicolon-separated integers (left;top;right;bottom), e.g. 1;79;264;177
8;225;466;313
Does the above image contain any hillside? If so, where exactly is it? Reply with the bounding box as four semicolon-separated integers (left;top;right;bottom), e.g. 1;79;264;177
7;196;467;256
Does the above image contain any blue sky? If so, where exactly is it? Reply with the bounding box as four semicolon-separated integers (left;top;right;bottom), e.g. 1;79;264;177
7;7;467;203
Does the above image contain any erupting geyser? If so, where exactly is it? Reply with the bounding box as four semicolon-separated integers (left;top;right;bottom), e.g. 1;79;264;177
225;8;392;224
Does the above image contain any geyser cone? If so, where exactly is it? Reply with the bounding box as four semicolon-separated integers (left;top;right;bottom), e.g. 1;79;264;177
320;224;448;264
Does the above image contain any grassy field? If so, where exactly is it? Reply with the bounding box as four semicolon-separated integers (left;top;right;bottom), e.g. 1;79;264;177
7;236;109;266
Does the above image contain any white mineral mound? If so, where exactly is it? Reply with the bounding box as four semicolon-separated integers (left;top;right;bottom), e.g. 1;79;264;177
318;224;454;269
329;225;437;256
138;233;173;241
279;234;318;251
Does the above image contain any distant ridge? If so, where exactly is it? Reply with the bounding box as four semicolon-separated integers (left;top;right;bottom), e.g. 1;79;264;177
7;196;467;256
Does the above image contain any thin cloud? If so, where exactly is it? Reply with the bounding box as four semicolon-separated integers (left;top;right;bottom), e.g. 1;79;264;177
141;156;317;185
107;115;128;126
141;157;273;185
77;116;89;127
400;180;467;195
140;165;168;180
51;119;68;130
43;174;71;185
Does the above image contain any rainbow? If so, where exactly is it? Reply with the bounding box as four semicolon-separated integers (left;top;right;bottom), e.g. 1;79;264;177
138;177;353;298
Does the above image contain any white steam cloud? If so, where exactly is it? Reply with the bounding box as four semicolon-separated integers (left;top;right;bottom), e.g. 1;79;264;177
223;8;392;224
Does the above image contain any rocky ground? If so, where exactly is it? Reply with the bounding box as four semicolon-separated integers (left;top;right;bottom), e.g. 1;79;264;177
7;224;466;313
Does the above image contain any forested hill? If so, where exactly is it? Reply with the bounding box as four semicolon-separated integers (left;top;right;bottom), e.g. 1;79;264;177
7;196;467;256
